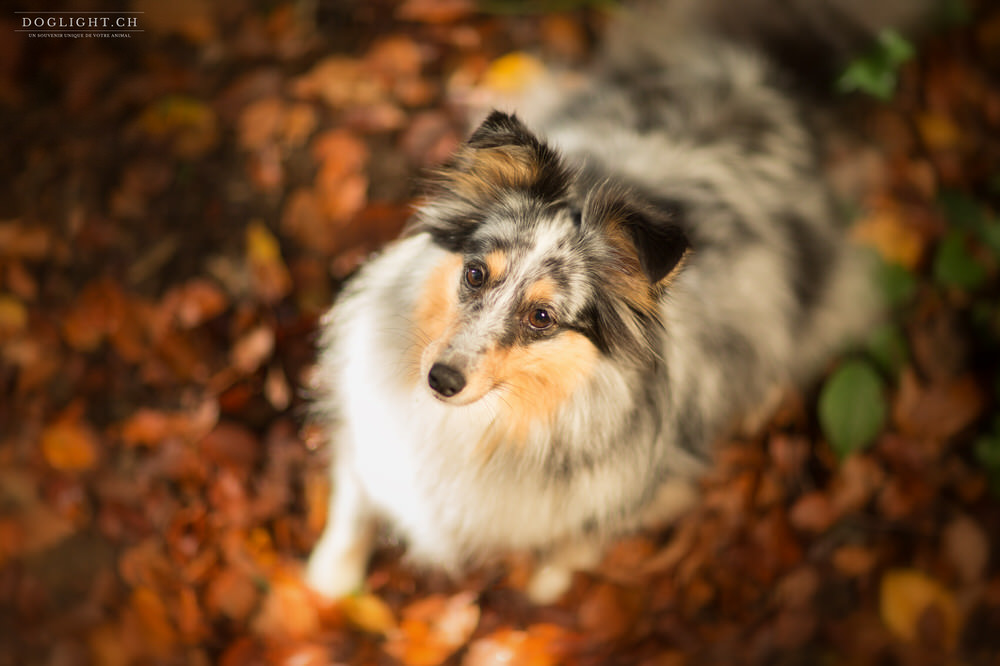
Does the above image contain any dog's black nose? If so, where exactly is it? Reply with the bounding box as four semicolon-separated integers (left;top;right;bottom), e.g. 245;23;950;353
428;363;466;397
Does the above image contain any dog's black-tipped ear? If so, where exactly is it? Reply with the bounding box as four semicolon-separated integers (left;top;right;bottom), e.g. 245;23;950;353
466;110;537;149
624;199;690;284
586;188;690;285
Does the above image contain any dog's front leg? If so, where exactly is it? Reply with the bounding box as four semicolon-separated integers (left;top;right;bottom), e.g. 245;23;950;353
527;538;603;604
305;455;375;599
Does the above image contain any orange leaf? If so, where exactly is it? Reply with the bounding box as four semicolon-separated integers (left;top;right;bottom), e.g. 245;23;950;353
120;408;174;448
386;592;480;665
463;625;571;666
205;567;260;622
130;586;178;655
252;569;321;639
880;569;960;648
41;413;100;472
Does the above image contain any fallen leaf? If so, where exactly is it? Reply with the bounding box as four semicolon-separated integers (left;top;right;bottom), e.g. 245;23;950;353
246;220;292;304
396;0;474;23
0;293;27;338
130;585;178;655
788;491;838;533
205;567;260;622
942;515;990;585
832;545;878;577
480;52;546;96
386;592;481;665
893;370;985;440
880;569;961;648
120;409;174;448
41;410;100;472
578;582;640;643
252;569;321;639
231;324;275;374
463;624;573;666
342;593;398;635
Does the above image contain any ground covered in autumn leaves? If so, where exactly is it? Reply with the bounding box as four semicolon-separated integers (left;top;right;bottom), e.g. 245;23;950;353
2;1;1000;664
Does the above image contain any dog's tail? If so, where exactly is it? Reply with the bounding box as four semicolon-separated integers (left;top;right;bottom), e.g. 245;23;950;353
604;0;940;95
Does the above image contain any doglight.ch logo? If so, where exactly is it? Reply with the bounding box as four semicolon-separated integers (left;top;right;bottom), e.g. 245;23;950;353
15;11;143;38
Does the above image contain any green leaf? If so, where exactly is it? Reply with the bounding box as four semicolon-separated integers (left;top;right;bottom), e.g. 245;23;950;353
877;260;918;308
819;359;888;458
933;230;987;290
837;30;915;100
866;322;909;377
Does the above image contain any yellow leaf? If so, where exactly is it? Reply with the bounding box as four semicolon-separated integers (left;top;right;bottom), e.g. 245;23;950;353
246;220;292;304
0;294;27;337
342;593;397;635
880;568;960;647
916;113;961;151
481;52;545;95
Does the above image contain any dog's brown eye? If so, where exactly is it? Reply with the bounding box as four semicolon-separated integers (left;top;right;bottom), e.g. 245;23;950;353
527;308;554;330
465;265;486;288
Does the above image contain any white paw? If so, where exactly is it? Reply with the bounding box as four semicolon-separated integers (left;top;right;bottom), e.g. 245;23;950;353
304;539;368;599
526;563;574;604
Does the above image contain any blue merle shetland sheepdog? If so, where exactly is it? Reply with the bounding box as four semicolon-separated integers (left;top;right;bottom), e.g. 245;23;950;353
306;0;934;602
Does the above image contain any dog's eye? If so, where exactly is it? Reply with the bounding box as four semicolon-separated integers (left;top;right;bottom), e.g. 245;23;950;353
527;308;554;330
465;265;486;289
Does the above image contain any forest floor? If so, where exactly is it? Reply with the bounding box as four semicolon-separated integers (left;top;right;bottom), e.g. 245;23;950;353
2;1;1000;664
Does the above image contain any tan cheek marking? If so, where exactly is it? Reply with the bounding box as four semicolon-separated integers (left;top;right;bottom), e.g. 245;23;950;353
407;253;463;385
480;331;599;447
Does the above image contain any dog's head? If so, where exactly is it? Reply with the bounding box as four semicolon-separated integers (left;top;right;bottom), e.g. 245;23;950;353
407;111;689;427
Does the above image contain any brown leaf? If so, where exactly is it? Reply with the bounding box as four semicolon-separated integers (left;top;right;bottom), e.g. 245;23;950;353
230;324;275;374
198;421;260;471
578;582;641;643
164;279;228;329
281;188;337;254
205;566;260;622
893;371;985;441
396;0;474;23
293;57;386;109
788;491;838;533
832;545;878;578
942;515;990;585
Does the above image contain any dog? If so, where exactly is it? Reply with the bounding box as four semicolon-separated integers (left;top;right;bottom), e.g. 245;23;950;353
305;0;933;603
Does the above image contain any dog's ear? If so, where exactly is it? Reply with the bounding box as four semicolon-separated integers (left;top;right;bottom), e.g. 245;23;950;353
466;110;540;150
447;111;570;200
411;111;572;251
621;198;690;284
586;188;690;285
